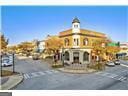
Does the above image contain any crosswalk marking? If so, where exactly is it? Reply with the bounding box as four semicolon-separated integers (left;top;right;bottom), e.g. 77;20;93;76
23;70;59;79
96;71;128;82
24;74;30;79
117;76;127;81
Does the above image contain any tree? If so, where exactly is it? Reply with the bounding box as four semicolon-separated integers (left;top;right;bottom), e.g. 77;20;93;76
106;46;120;60
45;36;63;54
17;42;34;54
0;34;8;50
92;39;108;61
7;45;18;53
92;38;120;61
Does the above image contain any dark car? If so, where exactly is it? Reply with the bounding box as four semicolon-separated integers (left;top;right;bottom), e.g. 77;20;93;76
32;53;40;60
114;59;120;65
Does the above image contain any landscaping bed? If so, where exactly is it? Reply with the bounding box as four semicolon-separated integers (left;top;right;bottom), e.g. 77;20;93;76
87;62;106;71
1;70;18;77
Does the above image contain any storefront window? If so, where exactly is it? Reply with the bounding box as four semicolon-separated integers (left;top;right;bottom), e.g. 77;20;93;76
65;51;69;60
83;52;89;61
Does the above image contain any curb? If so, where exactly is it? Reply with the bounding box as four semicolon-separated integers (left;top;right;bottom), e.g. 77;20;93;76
1;73;24;90
57;68;96;74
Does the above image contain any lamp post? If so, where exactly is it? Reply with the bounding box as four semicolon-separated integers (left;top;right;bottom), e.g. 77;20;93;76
12;53;15;73
62;47;64;66
1;54;2;76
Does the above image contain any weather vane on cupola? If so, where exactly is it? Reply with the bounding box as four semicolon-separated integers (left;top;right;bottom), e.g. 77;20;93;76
72;17;80;23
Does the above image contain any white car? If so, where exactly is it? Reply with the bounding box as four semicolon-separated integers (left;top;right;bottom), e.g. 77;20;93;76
2;59;12;67
106;61;115;67
1;55;13;67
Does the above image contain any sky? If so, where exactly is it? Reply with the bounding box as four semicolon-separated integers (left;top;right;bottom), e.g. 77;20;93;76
1;6;128;45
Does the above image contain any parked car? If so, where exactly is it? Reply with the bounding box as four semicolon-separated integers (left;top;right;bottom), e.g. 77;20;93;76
1;54;13;67
2;58;12;67
114;59;120;65
32;53;40;60
106;61;115;67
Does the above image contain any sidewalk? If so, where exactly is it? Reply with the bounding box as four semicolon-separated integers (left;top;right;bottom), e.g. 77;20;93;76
0;73;24;90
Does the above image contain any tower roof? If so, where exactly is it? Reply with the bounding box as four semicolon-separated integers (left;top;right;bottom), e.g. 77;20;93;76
72;17;80;23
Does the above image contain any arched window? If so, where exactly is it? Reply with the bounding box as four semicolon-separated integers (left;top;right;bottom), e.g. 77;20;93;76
65;51;69;60
64;38;69;46
83;52;89;61
83;38;89;46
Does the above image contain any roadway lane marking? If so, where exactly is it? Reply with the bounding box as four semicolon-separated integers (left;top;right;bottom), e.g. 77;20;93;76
31;72;41;78
38;71;45;75
45;70;54;74
121;64;128;68
97;72;118;78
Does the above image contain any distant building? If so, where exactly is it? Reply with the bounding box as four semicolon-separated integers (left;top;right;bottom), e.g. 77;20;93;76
38;40;45;53
118;42;128;57
33;39;45;53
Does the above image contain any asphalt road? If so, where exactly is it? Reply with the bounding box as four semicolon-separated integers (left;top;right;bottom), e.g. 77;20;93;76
10;55;128;90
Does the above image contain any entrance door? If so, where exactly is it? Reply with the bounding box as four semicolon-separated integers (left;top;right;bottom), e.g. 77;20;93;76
73;52;79;63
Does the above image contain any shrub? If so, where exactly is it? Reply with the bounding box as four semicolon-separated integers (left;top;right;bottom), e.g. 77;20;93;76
87;62;105;71
52;64;63;68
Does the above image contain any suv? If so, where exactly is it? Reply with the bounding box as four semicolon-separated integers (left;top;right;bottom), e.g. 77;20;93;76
114;59;120;65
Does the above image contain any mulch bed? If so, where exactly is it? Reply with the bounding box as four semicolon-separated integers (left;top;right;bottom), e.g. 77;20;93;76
1;70;19;77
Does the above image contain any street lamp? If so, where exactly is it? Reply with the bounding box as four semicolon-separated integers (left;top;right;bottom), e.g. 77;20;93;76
12;52;15;73
62;47;64;66
1;54;2;77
